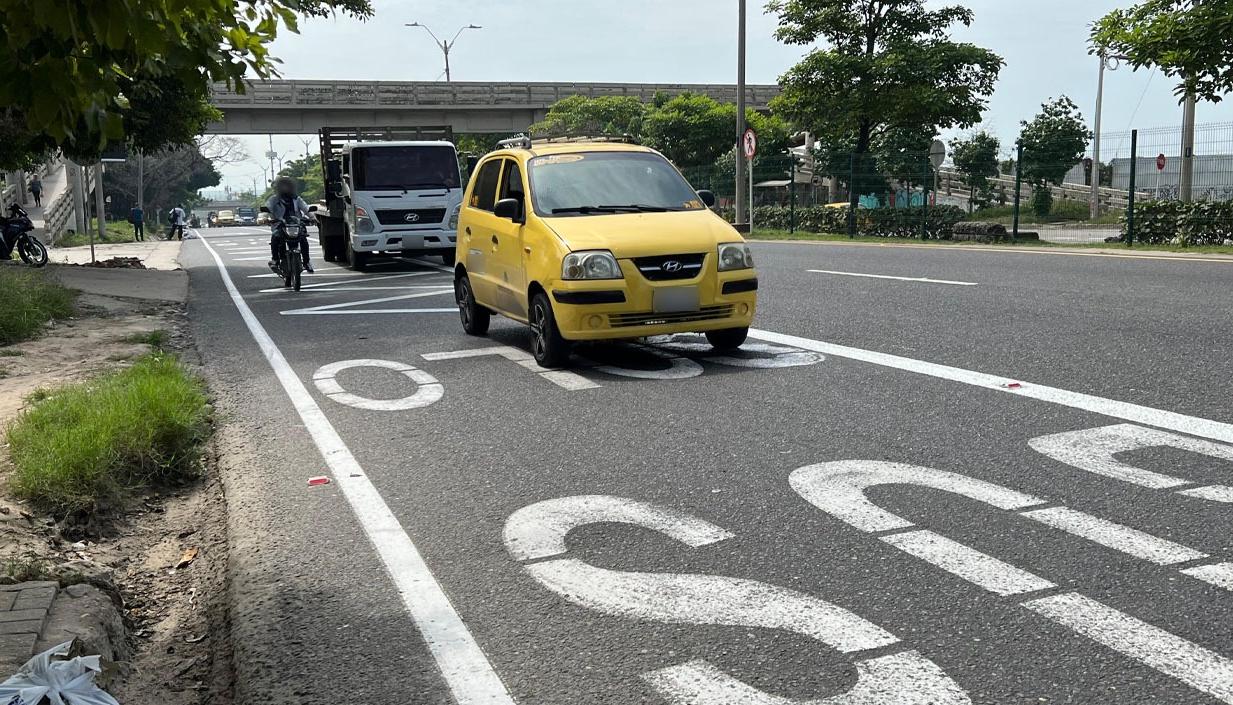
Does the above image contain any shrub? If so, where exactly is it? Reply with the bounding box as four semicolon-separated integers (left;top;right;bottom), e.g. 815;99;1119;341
952;221;1009;242
1124;200;1233;245
0;270;76;345
7;354;211;517
1030;188;1053;217
745;204;963;239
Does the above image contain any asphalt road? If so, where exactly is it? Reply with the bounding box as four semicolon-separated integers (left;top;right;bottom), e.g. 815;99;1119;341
184;227;1233;705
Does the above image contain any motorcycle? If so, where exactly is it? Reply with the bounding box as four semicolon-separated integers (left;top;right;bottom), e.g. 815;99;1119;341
268;215;310;291
0;204;48;267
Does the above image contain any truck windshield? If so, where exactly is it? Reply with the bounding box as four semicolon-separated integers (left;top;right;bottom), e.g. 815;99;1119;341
352;146;461;191
528;151;706;217
237;207;256;217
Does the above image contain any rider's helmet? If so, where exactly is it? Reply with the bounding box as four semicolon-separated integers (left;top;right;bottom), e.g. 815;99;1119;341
274;176;297;196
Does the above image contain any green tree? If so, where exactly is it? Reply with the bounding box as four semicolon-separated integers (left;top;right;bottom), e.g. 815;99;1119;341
642;93;733;166
769;0;1002;214
530;95;647;137
1018;96;1092;216
1092;0;1233;103
952;131;1001;211
258;154;325;205
0;0;372;168
103;145;221;221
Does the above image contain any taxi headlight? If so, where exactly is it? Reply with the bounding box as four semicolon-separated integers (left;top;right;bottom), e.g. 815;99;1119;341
718;242;754;271
562;251;623;280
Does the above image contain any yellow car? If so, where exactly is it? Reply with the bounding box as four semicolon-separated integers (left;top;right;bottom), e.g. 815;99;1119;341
453;138;757;367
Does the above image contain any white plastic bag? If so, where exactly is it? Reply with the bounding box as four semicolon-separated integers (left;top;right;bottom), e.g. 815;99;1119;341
0;641;119;705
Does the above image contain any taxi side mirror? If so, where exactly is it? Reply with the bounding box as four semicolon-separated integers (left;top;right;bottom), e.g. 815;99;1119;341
697;190;717;208
494;197;524;223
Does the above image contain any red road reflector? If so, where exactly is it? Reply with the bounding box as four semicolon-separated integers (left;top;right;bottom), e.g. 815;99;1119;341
1005;382;1023;390
308;476;331;486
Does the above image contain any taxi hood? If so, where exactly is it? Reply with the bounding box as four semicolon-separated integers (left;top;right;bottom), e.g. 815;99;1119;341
541;210;741;259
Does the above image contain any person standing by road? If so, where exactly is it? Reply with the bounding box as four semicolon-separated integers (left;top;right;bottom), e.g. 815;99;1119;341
129;205;145;241
168;204;186;240
28;176;42;207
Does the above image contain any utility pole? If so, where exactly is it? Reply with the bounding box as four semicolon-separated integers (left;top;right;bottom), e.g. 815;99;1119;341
137;150;145;210
406;22;482;82
266;135;276;183
1180;89;1196;202
735;0;747;228
93;162;106;261
1091;53;1108;219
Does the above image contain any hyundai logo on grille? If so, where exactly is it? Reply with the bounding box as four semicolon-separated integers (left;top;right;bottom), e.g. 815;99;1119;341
661;260;683;273
403;213;421;223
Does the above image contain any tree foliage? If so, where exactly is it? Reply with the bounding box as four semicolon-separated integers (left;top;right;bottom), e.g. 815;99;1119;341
1091;0;1233;103
530;96;647;137
642;93;733;165
769;0;1002;200
1019;97;1091;216
103;145;221;220
0;0;372;168
952;130;1001;209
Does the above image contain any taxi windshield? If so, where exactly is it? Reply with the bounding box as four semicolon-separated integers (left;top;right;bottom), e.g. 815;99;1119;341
527;151;707;217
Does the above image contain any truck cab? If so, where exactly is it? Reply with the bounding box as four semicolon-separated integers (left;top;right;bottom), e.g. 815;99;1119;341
316;129;464;271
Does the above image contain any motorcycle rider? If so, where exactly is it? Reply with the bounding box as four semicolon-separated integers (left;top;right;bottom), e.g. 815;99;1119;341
267;175;314;274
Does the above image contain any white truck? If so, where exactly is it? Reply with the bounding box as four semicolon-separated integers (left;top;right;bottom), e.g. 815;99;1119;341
316;127;467;270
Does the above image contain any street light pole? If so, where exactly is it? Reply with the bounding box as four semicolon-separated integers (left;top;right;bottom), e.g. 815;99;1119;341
1180;89;1196;202
406;22;482;82
1090;52;1126;218
735;0;747;228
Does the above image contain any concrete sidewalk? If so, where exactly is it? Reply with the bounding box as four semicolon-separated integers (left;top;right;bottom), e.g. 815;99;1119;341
49;239;184;271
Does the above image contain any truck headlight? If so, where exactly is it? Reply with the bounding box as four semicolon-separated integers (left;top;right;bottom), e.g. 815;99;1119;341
447;204;461;230
562;251;623;280
356;206;375;234
718;242;754;271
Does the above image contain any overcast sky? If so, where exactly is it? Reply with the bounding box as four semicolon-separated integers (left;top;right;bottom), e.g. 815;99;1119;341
213;0;1233;193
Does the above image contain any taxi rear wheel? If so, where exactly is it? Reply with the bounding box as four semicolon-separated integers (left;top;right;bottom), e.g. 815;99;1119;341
706;327;748;350
529;292;571;368
456;274;490;336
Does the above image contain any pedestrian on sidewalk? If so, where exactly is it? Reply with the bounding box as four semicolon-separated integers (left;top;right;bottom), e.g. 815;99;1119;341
28;176;42;207
129;205;145;241
167;204;186;240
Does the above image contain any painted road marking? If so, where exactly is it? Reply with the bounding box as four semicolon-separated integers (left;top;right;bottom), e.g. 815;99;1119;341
1020;506;1208;565
748;329;1233;445
196;232;515;704
1181;563;1233;591
505;496;970;704
281;289;454;316
423;346;600;391
1023;592;1233;704
1029;424;1233;503
882;530;1056;596
808;269;979;286
312;359;444;411
260;270;447;293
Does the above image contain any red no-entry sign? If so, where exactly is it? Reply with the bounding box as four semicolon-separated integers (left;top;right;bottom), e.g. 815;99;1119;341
1157;154;1167;171
743;129;758;159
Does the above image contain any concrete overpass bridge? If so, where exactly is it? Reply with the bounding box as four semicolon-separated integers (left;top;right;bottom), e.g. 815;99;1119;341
207;80;781;135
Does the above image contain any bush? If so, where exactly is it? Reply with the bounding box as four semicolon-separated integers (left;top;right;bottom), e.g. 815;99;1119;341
742;204;963;239
7;354;211;516
1030;188;1053;217
0;270;76;345
1124;200;1233;245
952;221;1009;242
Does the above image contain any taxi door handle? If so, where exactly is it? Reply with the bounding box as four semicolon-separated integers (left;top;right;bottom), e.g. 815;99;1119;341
523;246;532;254
491;235;499;245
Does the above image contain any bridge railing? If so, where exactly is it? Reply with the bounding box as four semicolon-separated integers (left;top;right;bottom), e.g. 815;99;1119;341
211;80;780;108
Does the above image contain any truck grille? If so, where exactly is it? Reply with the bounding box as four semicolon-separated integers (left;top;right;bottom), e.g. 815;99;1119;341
608;305;733;328
633;253;706;281
375;208;447;226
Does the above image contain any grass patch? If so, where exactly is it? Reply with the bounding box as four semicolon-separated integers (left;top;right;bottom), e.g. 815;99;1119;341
55;219;138;248
0;269;76;345
121;329;170;349
972;200;1122;225
748;229;1233;255
0;349;24;357
6;354;211;517
2;555;52;584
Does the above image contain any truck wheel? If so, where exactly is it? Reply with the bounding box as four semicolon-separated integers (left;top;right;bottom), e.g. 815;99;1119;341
319;234;337;262
455;273;490;336
705;327;748;350
529;292;571;368
346;239;368;271
441;251;456;267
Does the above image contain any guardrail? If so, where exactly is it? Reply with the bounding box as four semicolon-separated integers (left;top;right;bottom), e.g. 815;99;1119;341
937;166;1148;211
211;80;781;109
41;187;74;244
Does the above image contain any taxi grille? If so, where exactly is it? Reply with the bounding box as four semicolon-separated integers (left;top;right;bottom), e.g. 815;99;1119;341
633;253;706;281
608;305;734;328
375;208;447;225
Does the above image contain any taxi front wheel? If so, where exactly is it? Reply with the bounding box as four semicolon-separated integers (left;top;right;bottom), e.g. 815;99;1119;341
530;292;571;368
706;327;749;351
455;274;490;336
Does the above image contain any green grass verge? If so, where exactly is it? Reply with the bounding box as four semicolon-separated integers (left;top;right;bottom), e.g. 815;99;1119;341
0;269;76;346
747;229;1233;255
6;354;211;517
121;329;170;349
972;200;1122;226
55;219;138;248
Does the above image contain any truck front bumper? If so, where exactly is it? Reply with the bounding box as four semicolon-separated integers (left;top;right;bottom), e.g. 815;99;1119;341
351;229;457;253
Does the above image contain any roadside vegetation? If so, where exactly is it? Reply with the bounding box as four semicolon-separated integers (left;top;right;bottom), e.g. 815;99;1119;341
747;229;1233;255
6;353;211;517
55;219;139;248
0;269;76;345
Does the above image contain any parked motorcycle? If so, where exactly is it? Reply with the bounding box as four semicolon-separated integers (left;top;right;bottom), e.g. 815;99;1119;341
268;215;310;291
0;204;48;267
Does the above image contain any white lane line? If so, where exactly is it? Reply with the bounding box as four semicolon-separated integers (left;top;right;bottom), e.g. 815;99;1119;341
1021;507;1208;565
1023;592;1233;703
195;232;515;704
280;289;454;316
249;272;364;279
284;309;457;316
808;269;978;286
748;329;1233;445
423;346;601;390
1181;562;1233;591
260;271;447;294
267;286;455;294
233;256;273;261
400;256;456;274
881;529;1056;596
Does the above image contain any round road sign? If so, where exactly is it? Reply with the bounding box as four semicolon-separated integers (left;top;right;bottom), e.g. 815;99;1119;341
1157;154;1167;171
743;129;758;160
929;139;947;168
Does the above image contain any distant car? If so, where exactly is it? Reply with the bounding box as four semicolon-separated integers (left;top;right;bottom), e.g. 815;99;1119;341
216;210;237;226
236;206;258;225
257;212;272;225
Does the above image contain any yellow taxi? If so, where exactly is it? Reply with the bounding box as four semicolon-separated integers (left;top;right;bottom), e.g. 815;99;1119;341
453;137;757;367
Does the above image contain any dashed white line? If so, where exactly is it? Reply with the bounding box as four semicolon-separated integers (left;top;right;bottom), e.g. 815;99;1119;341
808;269;978;286
1021;506;1207;565
881;529;1056;596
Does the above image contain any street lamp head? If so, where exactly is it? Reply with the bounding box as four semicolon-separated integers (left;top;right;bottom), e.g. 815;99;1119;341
468;24;482;29
406;22;420;26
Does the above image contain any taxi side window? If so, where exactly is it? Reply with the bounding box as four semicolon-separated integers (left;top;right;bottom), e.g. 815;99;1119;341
472;160;502;211
499;161;525;202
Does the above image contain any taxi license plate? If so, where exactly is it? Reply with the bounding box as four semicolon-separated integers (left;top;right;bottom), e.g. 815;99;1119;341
653;286;700;313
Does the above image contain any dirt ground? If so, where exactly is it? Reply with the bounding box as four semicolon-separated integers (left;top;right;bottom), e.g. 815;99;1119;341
0;286;232;703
